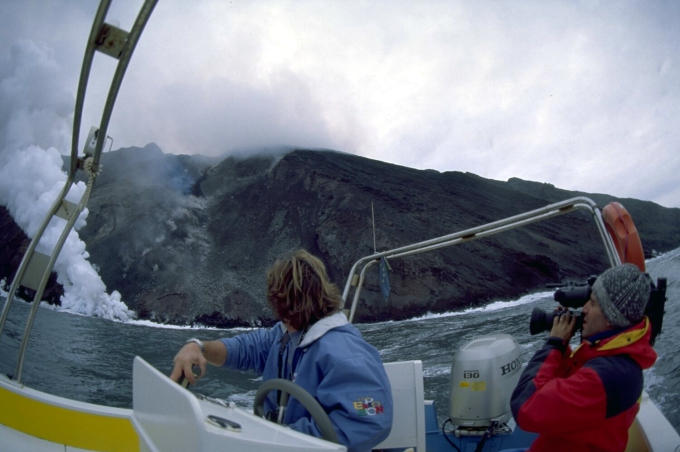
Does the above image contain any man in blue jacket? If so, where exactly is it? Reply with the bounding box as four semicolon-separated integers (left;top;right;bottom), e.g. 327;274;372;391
171;249;393;451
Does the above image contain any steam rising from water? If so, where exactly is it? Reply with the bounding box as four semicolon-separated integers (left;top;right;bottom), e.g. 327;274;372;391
0;41;133;321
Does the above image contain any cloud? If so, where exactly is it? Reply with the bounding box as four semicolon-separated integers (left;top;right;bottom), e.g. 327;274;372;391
1;0;679;207
114;70;343;156
0;41;72;152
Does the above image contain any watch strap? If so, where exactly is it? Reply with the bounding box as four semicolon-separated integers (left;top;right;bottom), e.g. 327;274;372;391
185;337;205;352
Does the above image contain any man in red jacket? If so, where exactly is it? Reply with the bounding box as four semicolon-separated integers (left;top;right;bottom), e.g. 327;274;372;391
511;263;657;452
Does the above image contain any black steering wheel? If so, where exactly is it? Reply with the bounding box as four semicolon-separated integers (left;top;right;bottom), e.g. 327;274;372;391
253;378;339;444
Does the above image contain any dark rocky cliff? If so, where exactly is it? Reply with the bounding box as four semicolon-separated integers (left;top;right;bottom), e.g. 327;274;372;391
0;206;63;304
2;145;679;326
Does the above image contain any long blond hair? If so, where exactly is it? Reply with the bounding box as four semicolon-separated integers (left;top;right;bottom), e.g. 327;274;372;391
266;249;342;330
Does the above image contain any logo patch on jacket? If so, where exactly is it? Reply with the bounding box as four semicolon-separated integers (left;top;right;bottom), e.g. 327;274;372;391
353;397;384;416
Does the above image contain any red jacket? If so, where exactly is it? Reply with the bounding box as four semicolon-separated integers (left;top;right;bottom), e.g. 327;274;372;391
511;317;657;452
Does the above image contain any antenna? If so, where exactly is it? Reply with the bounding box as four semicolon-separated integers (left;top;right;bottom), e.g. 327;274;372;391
371;201;377;253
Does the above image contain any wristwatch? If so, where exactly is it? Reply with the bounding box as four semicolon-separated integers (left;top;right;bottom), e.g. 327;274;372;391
185;337;205;352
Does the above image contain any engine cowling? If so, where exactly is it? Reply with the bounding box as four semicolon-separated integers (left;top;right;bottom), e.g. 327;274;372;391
449;334;522;427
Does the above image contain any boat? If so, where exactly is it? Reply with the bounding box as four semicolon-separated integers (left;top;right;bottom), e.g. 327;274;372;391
1;2;679;451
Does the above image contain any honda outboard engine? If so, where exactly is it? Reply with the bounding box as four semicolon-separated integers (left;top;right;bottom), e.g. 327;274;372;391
449;334;522;430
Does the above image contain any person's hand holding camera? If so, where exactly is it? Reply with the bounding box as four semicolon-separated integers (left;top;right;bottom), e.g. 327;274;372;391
550;309;577;344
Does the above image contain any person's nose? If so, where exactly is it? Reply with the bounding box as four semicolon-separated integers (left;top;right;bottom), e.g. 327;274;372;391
582;300;592;314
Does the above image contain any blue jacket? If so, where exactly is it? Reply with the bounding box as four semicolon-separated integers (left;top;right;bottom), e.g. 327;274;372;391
221;312;393;451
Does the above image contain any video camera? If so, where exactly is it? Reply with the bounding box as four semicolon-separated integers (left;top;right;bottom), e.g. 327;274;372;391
529;277;595;335
530;273;667;346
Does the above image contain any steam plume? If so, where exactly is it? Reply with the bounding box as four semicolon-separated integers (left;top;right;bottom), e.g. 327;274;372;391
0;40;133;321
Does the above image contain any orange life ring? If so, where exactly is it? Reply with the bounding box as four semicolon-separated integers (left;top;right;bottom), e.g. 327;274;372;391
602;202;646;272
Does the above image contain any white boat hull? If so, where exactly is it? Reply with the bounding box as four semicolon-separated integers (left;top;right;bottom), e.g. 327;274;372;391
2;356;679;452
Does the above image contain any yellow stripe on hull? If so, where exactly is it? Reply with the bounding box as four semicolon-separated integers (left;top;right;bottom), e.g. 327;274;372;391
0;380;139;452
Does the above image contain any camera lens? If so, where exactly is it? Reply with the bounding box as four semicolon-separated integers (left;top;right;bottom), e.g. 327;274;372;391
530;307;583;335
530;308;551;335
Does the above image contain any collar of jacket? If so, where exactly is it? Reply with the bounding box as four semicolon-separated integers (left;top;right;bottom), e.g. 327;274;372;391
295;311;349;348
596;316;650;351
570;317;650;356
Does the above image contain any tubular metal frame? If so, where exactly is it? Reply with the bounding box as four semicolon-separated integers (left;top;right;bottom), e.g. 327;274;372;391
0;0;157;382
342;196;622;322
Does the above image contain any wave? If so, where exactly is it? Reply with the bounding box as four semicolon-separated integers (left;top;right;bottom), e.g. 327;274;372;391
124;318;256;331
0;286;244;332
647;245;680;266
401;290;553;323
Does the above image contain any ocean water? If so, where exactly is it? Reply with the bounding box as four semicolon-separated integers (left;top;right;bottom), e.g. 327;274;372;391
1;246;679;432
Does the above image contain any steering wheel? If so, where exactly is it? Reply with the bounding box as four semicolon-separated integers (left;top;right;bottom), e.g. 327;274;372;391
253;378;339;444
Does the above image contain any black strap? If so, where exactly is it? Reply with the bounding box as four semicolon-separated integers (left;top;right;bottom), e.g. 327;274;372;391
276;332;290;406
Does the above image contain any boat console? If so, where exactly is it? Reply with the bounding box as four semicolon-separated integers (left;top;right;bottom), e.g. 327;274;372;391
132;356;345;452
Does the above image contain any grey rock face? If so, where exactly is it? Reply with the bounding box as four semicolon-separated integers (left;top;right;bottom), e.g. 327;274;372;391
2;146;679;326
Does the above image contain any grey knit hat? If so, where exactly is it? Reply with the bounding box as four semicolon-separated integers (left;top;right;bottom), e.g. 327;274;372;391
591;263;651;328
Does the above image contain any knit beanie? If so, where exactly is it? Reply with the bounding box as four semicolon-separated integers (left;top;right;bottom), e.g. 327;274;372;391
591;263;651;328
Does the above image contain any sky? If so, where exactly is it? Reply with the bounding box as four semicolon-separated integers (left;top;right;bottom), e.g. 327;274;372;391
1;0;679;208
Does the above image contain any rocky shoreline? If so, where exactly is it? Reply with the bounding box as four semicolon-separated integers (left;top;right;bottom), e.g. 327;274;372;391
2;146;679;326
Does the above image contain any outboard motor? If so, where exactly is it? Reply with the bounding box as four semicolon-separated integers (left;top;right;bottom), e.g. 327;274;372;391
449;334;521;431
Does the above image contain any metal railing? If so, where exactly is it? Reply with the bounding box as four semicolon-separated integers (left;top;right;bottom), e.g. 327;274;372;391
0;0;158;382
341;196;621;322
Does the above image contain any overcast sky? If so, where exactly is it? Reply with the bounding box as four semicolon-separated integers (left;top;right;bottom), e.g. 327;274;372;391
1;0;679;208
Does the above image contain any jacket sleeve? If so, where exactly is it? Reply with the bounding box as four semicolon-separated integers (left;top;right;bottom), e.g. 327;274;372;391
288;353;393;452
511;338;609;434
221;325;280;374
